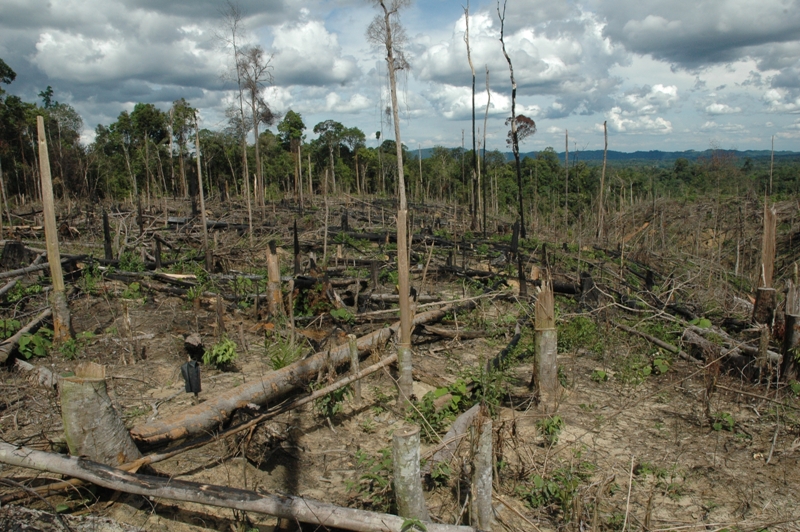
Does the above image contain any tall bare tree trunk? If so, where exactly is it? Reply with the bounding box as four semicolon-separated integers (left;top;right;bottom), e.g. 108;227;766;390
497;0;525;238
465;3;478;231
37;116;71;344
597;121;607;240
369;0;413;404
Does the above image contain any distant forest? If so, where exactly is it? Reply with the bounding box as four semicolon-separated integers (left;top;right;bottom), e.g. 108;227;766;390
1;56;798;228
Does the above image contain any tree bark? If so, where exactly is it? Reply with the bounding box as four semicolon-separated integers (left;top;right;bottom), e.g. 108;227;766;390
0;442;479;532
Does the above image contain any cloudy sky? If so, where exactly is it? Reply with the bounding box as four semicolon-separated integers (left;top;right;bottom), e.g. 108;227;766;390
2;0;800;153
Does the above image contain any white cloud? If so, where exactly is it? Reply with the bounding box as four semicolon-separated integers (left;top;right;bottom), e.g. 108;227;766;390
608;106;672;134
619;84;679;115
700;121;745;131
705;103;742;114
270;19;361;86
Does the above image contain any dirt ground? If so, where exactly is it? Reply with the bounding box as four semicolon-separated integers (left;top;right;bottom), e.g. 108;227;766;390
1;196;799;532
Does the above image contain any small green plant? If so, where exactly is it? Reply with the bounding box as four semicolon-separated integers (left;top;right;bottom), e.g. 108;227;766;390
186;284;205;305
18;327;53;359
314;384;351;419
590;369;608;382
789;380;800;397
653;357;670;375
401;518;428;532
558;315;603;354
379;269;399;286
712;411;735;431
537;415;564;445
58;331;96;360
78;262;103;295
203;337;238;369
429;462;451;488
118;251;145;272
265;336;303;370
517;461;594;518
350;448;395;513
0;318;21;340
557;365;569;387
330;307;355;325
690;317;713;329
360;418;376;434
121;281;142;300
7;282;43;304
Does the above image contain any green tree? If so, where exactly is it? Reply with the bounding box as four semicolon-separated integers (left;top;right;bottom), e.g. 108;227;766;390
313;119;345;195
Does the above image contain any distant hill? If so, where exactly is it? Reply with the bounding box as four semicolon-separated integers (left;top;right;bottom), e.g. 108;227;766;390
415;148;800;164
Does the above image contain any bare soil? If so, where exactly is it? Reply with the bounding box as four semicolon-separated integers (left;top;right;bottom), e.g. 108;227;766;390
1;195;799;532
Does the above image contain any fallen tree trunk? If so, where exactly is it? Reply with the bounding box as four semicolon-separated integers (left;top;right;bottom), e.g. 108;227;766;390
612;321;700;365
131;301;473;447
0;442;480;532
1;354;399;505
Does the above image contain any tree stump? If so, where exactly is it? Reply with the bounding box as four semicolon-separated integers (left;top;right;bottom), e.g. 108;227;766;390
533;280;558;411
392;424;429;522
753;287;776;325
60;362;142;466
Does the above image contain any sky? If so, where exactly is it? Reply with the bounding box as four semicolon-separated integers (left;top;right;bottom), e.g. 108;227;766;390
2;0;800;154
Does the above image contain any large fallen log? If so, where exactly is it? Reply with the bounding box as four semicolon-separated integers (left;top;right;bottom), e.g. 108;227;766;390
131;301;474;447
0;442;480;532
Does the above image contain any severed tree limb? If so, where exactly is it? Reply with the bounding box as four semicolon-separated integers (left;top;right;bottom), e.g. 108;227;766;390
0;442;481;532
0;308;52;364
612;321;701;365
131;301;475;447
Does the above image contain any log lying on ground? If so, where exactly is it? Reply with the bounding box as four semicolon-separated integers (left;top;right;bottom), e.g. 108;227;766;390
0;442;480;532
131;301;474;447
612;321;700;365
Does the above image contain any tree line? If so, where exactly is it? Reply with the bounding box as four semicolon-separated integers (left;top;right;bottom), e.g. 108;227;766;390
1;56;797;229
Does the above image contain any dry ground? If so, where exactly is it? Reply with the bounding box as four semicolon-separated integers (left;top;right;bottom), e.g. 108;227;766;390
1;195;799;532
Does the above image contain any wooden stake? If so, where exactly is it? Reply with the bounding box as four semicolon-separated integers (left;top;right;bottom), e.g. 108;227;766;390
37;115;71;344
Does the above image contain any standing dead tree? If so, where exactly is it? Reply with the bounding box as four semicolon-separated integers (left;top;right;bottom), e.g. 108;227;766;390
238;44;276;218
497;0;525;238
219;0;254;243
367;0;415;404
464;2;478;231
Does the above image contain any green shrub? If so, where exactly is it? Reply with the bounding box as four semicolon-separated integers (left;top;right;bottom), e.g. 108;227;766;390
536;415;564;445
517;460;594;518
0;318;21;340
19;327;53;359
203;337;238;369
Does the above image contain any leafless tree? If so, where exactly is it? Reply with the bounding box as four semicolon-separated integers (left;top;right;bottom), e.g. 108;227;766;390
238;44;276;218
218;1;253;242
367;0;414;404
497;0;526;238
464;2;478;231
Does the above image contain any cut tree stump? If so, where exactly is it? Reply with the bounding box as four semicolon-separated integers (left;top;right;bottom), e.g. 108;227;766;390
60;362;142;466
